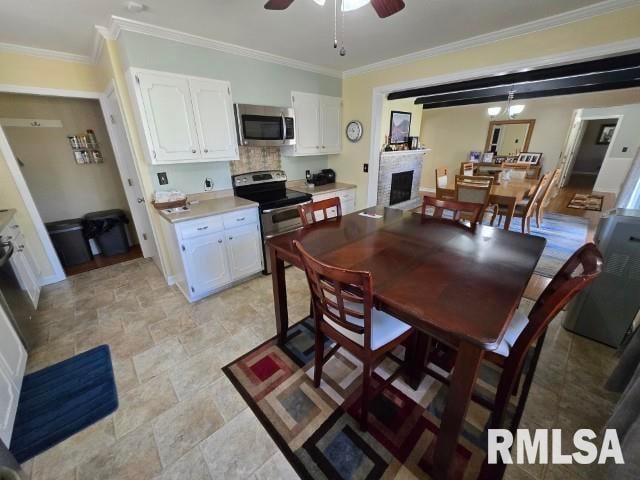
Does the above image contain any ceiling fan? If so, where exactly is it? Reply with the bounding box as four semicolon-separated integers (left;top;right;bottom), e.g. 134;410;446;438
264;0;405;19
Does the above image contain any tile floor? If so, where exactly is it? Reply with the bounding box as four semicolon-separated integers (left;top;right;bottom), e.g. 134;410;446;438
19;258;619;480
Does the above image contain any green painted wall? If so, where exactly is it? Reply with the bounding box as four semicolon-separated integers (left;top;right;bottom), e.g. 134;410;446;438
118;32;342;193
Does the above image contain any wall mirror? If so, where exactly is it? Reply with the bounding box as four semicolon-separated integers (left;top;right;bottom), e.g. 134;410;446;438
485;119;535;156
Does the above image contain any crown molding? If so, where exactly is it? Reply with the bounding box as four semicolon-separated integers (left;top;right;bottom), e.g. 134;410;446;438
0;41;93;64
106;16;343;79
343;0;640;78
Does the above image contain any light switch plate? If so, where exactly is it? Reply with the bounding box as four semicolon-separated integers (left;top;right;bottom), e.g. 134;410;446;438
157;172;168;185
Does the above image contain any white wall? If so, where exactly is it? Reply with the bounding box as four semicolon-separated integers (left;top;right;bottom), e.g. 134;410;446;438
581;103;640;193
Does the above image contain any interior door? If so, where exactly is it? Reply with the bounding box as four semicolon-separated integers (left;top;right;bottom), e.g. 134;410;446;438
225;224;263;280
103;88;158;259
292;92;321;155
189;78;238;161
0;302;27;446
321;96;342;154
183;232;231;295
136;71;200;162
558;113;586;187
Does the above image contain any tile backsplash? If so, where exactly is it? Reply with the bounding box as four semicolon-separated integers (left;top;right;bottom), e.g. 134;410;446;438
229;147;281;175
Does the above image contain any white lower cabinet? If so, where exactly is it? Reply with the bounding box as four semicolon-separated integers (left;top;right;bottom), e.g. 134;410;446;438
167;206;263;302
312;188;357;215
0;302;27;447
225;224;263;280
182;231;231;297
1;219;40;307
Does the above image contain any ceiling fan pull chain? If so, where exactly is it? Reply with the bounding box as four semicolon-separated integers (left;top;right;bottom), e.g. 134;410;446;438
334;0;338;48
339;0;346;56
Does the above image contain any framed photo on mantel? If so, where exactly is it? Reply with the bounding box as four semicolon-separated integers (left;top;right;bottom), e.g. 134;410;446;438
389;111;411;144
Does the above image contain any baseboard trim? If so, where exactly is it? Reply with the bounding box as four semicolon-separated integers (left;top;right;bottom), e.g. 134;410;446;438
39;273;65;286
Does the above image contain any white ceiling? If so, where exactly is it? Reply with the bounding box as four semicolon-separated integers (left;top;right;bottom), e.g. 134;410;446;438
0;0;620;72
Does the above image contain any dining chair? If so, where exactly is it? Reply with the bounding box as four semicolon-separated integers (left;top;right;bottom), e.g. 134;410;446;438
435;167;453;199
294;240;414;431
493;171;551;233
535;168;561;227
423;243;603;433
454;175;497;224
460;162;475;176
502;162;529;180
421;196;483;226
298;197;342;226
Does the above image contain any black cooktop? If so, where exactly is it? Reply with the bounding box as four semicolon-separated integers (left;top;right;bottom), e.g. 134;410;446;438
236;187;311;211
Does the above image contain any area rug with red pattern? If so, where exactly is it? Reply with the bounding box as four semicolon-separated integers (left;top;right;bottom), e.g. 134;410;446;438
223;317;519;480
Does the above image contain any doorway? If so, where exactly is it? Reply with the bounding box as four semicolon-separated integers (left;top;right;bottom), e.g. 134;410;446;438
0;91;155;278
565;118;618;190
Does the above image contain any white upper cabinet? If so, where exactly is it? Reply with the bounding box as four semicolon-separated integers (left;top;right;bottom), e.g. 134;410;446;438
133;70;239;164
136;72;200;163
292;92;321;155
289;91;342;156
189;78;238;161
321;95;342;154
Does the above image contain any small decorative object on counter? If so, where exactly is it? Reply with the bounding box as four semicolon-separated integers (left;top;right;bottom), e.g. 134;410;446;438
152;190;188;210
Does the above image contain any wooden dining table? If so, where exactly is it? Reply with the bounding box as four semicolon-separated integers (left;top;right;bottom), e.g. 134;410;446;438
267;207;546;479
439;177;537;230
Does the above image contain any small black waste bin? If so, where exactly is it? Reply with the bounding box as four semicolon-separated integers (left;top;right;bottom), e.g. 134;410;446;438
46;218;93;267
83;209;130;256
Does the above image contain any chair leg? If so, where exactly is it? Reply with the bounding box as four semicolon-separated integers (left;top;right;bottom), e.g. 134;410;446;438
313;331;324;388
526;216;531;234
520;216;526;234
489;205;498;226
360;361;372;431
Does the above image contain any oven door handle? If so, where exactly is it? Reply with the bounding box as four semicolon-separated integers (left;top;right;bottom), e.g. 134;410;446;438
0;241;14;268
264;228;303;240
262;201;310;215
281;113;287;144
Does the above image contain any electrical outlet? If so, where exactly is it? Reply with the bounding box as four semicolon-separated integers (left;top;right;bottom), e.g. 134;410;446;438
204;177;213;191
363;163;369;173
157;172;168;185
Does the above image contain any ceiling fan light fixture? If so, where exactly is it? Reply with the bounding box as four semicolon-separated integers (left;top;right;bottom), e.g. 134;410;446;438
487;106;502;117
312;0;326;5
342;0;370;12
509;104;525;117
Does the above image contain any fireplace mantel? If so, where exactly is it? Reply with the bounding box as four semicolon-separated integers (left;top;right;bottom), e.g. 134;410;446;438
380;148;431;159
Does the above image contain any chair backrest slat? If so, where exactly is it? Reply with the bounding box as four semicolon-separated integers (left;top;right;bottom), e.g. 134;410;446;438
435;167;451;199
539;168;561;208
421;196;483;226
522;170;552;217
460;162;475;176
294;240;373;348
298;197;342;226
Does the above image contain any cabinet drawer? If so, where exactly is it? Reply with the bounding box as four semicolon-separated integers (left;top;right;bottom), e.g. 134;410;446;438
222;208;258;229
177;216;224;240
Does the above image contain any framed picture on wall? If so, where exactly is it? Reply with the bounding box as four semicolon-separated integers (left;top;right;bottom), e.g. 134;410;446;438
389;111;412;144
596;124;616;145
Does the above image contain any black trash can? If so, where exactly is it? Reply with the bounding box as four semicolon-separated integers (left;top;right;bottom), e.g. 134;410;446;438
46;218;93;267
83;209;130;256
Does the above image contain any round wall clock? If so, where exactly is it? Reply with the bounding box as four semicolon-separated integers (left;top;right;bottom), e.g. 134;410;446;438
346;120;363;143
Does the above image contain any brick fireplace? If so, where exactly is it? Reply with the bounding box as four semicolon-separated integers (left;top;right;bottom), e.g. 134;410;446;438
377;150;427;209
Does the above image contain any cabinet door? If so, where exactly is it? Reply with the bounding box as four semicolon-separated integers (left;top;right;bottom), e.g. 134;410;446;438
292;92;321;155
10;237;40;307
136;72;200;163
225;224;263;280
321;96;342;154
0;303;27;446
189;78;239;161
182;232;231;295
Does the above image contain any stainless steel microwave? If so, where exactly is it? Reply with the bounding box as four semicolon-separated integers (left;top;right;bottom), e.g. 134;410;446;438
234;104;295;147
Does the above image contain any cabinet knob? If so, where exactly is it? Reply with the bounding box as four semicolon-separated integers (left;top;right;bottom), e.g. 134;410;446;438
204;149;208;153
218;239;222;244
229;236;233;240
192;149;197;154
322;146;326;149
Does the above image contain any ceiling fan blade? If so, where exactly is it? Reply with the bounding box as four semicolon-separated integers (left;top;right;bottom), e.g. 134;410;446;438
264;0;295;10
370;0;405;18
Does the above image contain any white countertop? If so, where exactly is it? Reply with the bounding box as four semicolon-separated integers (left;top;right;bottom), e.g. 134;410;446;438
0;209;16;232
156;196;258;224
287;181;357;196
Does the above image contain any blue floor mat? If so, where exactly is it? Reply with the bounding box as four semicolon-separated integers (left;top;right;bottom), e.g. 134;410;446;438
9;345;118;463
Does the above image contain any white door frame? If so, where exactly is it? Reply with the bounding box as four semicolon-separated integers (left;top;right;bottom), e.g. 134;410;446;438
99;80;159;260
0;83;159;285
365;39;640;206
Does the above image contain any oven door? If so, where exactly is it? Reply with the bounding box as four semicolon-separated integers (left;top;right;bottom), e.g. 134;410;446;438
235;104;295;147
260;202;309;274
